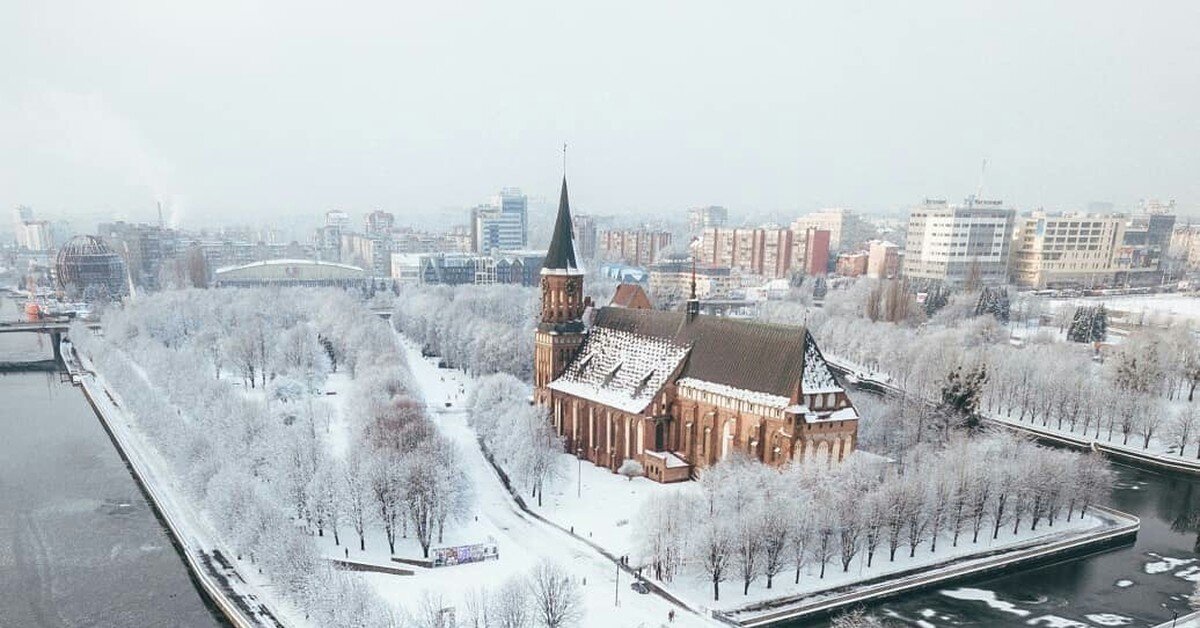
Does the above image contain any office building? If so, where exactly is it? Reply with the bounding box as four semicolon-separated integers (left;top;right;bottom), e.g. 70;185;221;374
1011;213;1125;289
902;198;1015;287
472;188;528;253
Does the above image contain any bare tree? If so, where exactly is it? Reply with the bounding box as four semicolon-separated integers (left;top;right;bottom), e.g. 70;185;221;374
696;516;733;600
491;577;531;628
526;560;584;628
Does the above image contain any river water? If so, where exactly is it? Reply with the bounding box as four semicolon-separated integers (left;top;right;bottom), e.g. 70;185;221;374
0;313;223;627
800;385;1200;627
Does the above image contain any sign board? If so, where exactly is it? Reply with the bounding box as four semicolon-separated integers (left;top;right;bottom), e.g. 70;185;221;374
431;538;499;567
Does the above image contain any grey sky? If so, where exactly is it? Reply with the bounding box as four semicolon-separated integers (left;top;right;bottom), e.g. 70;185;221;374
2;1;1198;227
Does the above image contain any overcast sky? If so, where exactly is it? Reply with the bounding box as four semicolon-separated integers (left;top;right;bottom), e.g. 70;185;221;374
2;1;1198;227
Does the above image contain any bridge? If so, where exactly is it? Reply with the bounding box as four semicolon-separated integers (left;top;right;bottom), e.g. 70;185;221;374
0;321;100;364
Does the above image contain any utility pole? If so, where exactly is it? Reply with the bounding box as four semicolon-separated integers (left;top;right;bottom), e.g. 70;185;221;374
614;561;620;607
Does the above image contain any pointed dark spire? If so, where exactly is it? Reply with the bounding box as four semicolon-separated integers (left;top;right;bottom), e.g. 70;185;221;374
543;176;580;274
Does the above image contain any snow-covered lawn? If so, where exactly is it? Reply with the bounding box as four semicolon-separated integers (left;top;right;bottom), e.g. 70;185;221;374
337;336;715;627
1060;293;1200;325
539;456;699;558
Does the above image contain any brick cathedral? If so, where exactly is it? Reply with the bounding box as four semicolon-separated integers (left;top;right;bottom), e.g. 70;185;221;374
534;177;859;482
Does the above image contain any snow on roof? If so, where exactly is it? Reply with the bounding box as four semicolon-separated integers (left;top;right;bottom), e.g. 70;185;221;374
548;326;688;414
214;258;365;275
802;338;843;395
643;450;691;468
676;378;792;410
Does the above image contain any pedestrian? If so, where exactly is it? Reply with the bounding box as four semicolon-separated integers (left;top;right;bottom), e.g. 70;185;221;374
344;547;349;559
668;610;675;622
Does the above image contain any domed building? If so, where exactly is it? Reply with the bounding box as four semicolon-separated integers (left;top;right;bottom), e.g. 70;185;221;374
55;235;129;298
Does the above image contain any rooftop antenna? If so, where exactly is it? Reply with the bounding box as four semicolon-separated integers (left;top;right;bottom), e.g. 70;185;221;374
975;158;988;201
562;142;567;178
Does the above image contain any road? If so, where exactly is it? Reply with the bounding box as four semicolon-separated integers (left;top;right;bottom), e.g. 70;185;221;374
398;336;711;628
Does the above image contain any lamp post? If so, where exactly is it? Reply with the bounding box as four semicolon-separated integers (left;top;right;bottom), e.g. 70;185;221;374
614;561;620;607
576;446;583;498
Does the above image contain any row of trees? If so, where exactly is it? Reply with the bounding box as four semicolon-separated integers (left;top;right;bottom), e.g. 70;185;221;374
392;284;537;381
795;291;1200;457
467;374;566;506
636;434;1111;602
75;288;487;625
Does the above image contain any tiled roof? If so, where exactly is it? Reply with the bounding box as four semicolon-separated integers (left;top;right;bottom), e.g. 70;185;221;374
589;306;841;400
548;325;689;414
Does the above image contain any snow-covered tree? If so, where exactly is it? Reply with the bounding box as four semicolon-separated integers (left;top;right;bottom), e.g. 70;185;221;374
617;458;644;481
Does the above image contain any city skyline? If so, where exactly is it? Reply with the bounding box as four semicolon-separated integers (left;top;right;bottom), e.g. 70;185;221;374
2;1;1199;222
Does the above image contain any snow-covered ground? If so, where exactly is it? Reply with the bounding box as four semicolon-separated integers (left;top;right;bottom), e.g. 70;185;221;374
402;342;1113;618
337;336;713;627
1060;293;1200;325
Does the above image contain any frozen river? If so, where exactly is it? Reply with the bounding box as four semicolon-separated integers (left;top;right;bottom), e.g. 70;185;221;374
0;329;223;627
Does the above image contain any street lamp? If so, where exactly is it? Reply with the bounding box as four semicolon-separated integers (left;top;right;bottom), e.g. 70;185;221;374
576;446;583;498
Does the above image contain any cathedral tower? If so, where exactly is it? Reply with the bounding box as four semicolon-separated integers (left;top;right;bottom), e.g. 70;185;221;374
535;177;587;405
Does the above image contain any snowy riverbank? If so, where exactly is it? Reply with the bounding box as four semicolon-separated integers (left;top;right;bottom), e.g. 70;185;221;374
72;346;295;628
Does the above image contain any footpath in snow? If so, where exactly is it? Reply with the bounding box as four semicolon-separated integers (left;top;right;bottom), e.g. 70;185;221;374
393;336;712;628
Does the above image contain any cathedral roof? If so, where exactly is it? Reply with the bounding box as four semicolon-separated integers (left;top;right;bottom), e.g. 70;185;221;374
542;177;583;276
547;325;689;414
589;306;842;400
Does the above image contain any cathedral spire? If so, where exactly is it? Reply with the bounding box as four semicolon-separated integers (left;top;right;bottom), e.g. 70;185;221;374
542;175;582;275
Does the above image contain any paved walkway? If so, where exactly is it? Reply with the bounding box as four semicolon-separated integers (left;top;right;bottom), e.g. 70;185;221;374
398;336;713;628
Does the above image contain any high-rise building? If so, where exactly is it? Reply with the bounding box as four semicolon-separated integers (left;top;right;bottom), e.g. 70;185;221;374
902;197;1015;287
1170;225;1200;269
471;188;529;253
98;221;180;290
1011;213;1125;289
365;210;395;236
341;233;391;276
794;227;831;276
791;208;866;251
12;205;54;251
699;225;828;278
598;228;672;267
572;214;598;260
688;206;728;234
